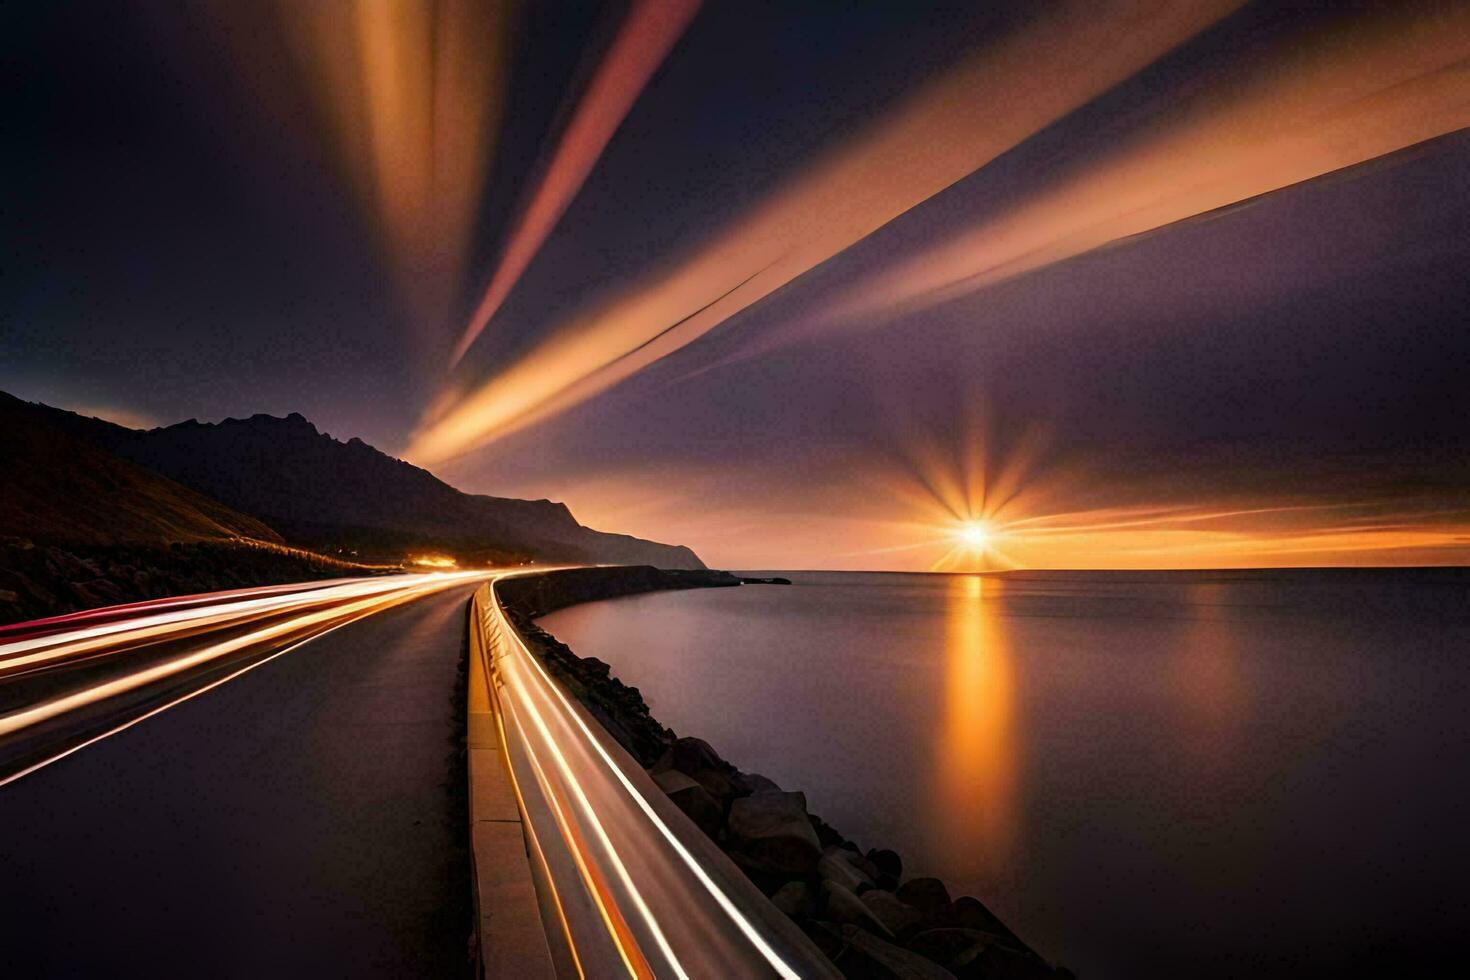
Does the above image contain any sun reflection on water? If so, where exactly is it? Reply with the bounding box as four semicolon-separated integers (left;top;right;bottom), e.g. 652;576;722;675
935;574;1019;870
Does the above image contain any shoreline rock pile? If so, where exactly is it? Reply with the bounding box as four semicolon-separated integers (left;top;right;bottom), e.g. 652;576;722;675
496;567;1073;979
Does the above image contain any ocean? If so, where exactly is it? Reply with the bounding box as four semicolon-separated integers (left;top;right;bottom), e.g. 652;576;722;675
538;569;1470;977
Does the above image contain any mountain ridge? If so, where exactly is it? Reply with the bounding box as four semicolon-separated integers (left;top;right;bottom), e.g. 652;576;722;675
0;392;704;568
0;393;283;546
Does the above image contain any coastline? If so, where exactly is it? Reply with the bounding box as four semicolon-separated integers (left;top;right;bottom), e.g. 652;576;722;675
495;565;1072;979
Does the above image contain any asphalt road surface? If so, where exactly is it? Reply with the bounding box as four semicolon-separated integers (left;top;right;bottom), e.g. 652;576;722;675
0;584;481;977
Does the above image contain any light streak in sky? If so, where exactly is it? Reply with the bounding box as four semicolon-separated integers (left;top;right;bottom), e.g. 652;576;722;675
408;0;1243;463
263;0;513;335
811;1;1470;333
450;0;702;366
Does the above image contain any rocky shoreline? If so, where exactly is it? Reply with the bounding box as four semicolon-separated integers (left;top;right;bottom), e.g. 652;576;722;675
495;566;1073;979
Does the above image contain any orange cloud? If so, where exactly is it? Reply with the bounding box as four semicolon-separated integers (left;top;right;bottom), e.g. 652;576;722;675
471;447;1470;572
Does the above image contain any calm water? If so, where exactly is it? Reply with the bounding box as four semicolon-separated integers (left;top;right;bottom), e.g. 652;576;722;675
539;569;1470;978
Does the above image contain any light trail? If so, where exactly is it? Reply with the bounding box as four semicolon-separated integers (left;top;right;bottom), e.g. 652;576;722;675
0;573;485;740
1;570;839;974
0;572;490;786
0;616;361;790
480;580;822;977
451;0;702;366
0;577;366;642
0;574;464;677
487;655;588;979
505;683;659;978
410;0;1242;463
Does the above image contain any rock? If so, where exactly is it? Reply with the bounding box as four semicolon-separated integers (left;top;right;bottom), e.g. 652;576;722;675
823;922;958;979
770;880;812;918
907;928;1001;967
896;877;952;920
809;813;848;850
736;770;782;794
933;897;1016;941
862;888;924;938
671;736;728;776
690;765;743;802
651;769;723;836
952;941;1055;980
822;880;892;938
801;920;846;961
727;791;821;875
819;846;873;893
868;847;903;882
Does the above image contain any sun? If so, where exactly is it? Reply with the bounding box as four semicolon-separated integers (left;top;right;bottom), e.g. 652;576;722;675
956;520;993;551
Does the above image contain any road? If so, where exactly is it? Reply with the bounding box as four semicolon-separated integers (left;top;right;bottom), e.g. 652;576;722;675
0;574;488;977
0;572;839;978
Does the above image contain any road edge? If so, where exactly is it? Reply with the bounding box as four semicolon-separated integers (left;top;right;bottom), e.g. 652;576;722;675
466;585;558;979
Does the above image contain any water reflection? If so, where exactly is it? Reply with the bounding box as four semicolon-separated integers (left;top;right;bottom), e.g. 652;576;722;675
935;574;1018;869
1171;582;1245;768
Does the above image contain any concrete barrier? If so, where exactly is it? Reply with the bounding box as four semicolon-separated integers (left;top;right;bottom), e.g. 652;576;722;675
466;585;556;979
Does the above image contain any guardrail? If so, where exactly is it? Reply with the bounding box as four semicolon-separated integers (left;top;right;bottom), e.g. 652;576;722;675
468;575;840;979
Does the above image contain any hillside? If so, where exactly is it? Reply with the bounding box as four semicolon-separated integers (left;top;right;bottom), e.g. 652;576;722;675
0;392;282;546
3;392;703;569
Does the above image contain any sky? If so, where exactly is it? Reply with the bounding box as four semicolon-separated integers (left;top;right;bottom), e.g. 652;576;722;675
3;1;1468;570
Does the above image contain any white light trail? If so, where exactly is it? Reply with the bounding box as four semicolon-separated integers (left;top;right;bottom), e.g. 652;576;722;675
485;580;803;978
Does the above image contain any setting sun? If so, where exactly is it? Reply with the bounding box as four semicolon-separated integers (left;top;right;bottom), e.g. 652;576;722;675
958;521;994;551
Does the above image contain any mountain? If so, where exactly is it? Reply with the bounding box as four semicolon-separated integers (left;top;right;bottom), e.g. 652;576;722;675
1;392;704;568
0;392;281;546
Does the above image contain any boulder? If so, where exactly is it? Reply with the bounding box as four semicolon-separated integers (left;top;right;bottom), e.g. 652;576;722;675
862;888;924;938
867;847;903;883
770;880;813;918
736;770;782;794
824;922;958;979
822;880;892;938
671;736;728;776
933;897;1017;941
808;813;849;850
907;928;1001;968
819;846;874;893
952;941;1055;980
690;766;743;803
727;791;821;875
896;877;952;920
651;769;723;836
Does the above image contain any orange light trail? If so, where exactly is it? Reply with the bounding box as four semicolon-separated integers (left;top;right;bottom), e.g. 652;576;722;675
481;579;807;977
451;0;702;366
409;0;1242;463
